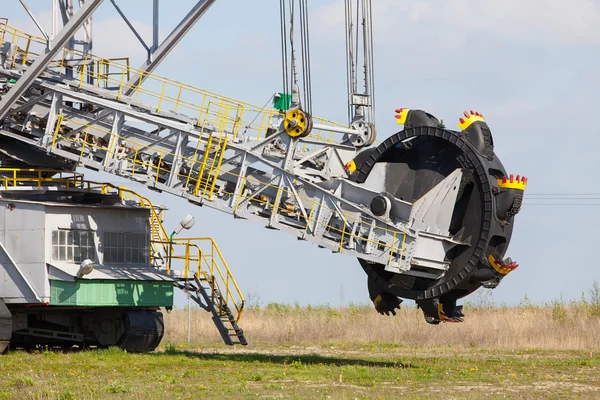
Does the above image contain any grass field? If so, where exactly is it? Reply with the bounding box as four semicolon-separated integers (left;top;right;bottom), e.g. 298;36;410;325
1;291;600;399
1;343;599;399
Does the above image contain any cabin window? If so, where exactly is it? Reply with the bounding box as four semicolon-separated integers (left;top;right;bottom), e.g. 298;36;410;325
51;229;96;263
103;232;149;264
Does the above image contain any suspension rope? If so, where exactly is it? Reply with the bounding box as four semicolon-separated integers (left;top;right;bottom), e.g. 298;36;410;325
299;0;312;114
354;0;360;94
279;0;313;114
279;0;290;103
344;0;353;123
240;94;275;136
344;0;375;124
366;0;375;123
289;0;297;87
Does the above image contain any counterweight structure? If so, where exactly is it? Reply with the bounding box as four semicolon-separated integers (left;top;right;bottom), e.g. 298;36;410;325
0;0;525;352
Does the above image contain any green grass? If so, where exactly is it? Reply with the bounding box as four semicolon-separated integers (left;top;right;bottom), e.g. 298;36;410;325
0;343;599;399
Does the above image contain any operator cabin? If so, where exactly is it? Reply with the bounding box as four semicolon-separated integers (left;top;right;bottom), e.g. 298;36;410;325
0;190;173;307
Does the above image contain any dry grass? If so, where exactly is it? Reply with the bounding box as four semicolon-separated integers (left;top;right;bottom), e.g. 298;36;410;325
3;290;600;399
163;301;600;350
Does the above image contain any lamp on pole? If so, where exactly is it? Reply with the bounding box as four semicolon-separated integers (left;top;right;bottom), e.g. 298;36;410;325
168;214;195;343
167;214;195;272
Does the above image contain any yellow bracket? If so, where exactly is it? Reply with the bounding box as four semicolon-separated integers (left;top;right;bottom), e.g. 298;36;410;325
344;160;357;174
437;303;445;320
373;295;382;310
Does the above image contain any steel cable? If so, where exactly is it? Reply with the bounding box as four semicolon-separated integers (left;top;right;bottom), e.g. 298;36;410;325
279;0;290;101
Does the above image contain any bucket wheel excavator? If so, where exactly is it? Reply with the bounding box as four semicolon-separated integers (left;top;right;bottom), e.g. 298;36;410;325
0;0;526;352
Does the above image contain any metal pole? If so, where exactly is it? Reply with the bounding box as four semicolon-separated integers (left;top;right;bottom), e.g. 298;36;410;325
0;0;104;120
152;0;159;53
19;0;50;42
109;0;151;54
79;0;93;54
311;123;360;136
52;0;58;44
187;294;191;343
124;0;216;95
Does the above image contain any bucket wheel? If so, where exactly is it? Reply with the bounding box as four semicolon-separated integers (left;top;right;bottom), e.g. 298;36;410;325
352;109;525;323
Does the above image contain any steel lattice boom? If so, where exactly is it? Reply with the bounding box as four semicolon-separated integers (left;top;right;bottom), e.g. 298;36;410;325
0;0;525;331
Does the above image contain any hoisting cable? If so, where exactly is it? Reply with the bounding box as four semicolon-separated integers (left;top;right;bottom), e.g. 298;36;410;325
289;0;298;89
240;94;275;136
344;0;355;124
299;0;312;115
365;0;375;123
299;0;307;111
280;0;313;114
344;0;375;125
354;0;360;97
279;0;290;104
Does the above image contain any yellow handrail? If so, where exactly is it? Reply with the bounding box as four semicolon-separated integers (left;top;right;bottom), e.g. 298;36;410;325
0;168;84;190
152;237;245;322
0;21;354;149
117;188;171;264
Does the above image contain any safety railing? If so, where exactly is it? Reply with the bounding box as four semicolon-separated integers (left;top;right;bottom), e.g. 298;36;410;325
96;57;131;89
52;46;348;145
0;21;131;87
0;21;351;148
0;20;46;69
116;184;245;322
153;237;245;322
0;168;84;190
117;187;170;266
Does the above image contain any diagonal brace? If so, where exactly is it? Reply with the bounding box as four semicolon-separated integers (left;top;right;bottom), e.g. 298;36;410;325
0;0;104;120
124;0;216;95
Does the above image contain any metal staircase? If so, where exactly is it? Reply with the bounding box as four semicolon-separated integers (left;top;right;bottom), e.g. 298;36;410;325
106;184;246;346
176;274;247;346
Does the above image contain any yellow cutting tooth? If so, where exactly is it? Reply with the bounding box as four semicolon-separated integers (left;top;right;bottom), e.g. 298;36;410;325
458;110;485;130
497;174;527;190
395;108;410;124
488;255;519;275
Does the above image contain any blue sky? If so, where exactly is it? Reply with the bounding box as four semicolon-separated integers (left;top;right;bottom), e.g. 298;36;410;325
4;0;600;309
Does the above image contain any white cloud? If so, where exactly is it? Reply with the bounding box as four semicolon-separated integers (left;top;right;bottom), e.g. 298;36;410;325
313;0;600;47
